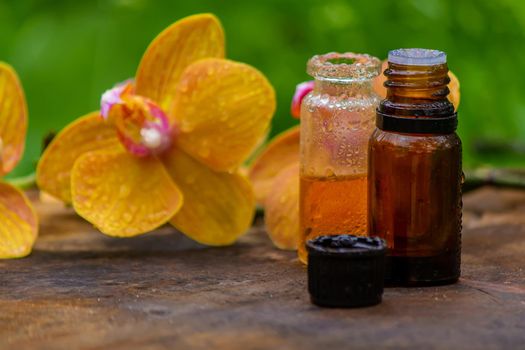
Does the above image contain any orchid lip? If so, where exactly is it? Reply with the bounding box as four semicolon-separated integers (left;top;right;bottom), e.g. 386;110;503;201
116;115;174;158
101;81;175;157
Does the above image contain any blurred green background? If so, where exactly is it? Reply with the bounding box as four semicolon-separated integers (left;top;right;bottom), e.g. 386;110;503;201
1;0;524;177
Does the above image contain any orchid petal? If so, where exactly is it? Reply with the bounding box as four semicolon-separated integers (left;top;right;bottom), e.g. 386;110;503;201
71;147;182;237
0;62;27;175
372;60;388;99
448;71;461;110
264;163;299;250
248;126;300;205
162;147;254;246
135;13;225;111
0;182;38;259
37;112;121;203
173;58;275;172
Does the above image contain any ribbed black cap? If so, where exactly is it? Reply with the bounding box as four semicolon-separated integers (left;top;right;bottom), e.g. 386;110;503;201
307;235;386;308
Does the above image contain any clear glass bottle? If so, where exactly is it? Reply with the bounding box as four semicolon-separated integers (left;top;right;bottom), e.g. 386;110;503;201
368;49;462;285
299;52;381;264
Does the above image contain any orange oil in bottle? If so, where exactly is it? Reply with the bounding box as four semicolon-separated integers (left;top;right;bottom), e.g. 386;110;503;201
298;174;368;263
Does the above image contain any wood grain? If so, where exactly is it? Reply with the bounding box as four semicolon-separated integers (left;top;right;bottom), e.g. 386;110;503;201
1;187;524;350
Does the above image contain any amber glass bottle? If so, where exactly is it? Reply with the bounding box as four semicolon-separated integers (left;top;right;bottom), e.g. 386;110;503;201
299;52;381;264
368;49;462;286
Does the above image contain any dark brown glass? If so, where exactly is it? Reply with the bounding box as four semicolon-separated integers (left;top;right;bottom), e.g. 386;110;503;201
368;60;462;286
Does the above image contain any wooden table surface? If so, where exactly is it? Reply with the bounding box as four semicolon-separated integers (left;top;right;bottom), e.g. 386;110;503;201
1;187;524;350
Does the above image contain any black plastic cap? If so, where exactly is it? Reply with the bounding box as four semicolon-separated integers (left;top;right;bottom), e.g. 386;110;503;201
307;235;386;308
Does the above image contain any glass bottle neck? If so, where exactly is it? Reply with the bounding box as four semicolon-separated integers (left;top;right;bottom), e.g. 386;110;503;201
314;78;375;97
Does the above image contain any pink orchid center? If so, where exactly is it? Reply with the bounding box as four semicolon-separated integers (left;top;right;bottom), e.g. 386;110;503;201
291;80;314;118
101;83;174;157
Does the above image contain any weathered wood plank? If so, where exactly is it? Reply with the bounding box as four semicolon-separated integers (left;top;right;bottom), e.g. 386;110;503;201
1;187;524;350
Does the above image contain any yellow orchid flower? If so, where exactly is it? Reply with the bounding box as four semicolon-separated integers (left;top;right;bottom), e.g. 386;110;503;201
37;14;275;244
249;67;460;250
0;62;38;258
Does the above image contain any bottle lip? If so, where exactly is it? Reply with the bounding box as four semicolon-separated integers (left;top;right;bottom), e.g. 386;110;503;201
307;52;381;82
388;48;446;66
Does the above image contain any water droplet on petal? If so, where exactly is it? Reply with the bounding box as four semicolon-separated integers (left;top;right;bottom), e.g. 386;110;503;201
122;212;133;223
119;184;131;199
